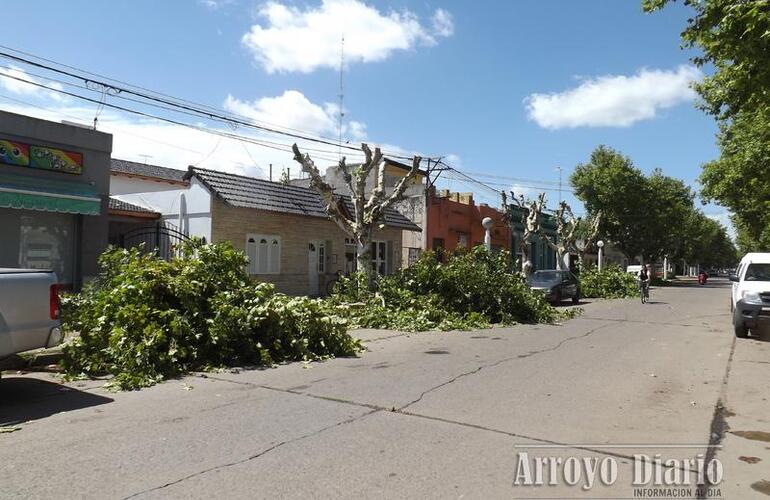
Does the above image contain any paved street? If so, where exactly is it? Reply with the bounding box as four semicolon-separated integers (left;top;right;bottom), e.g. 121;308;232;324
2;279;769;499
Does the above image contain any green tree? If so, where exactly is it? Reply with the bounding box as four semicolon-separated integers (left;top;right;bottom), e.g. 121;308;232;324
679;211;738;268
643;0;770;120
644;169;695;262
571;146;696;263
570;146;648;261
644;0;770;251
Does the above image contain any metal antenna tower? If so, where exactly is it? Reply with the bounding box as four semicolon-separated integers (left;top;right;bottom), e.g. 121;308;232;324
338;34;345;160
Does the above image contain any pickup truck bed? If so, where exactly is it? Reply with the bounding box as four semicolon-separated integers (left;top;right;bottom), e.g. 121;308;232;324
0;268;62;360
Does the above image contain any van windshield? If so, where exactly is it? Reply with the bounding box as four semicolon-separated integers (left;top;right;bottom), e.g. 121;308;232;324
744;263;770;282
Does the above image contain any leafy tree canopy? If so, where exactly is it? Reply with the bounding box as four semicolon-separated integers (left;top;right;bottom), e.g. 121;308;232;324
644;0;770;252
643;0;770;119
572;145;733;265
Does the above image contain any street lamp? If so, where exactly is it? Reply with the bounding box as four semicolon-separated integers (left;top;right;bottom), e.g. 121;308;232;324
597;240;605;272
482;217;494;251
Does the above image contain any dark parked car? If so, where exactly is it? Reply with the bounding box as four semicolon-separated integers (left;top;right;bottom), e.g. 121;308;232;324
527;270;580;305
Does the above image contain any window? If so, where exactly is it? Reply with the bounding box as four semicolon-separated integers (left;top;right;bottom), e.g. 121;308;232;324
744;263;770;282
407;247;421;266
246;234;281;274
317;241;326;273
371;240;387;275
457;232;469;249
0;209;76;285
344;237;357;274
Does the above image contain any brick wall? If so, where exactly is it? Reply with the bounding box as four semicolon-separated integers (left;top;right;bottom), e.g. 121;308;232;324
211;198;404;296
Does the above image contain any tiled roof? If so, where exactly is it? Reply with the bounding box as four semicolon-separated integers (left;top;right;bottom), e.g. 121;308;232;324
188;166;420;231
108;197;159;215
111;158;187;183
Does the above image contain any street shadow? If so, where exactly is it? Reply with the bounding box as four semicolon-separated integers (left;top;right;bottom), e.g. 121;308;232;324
0;376;113;426
664;279;731;289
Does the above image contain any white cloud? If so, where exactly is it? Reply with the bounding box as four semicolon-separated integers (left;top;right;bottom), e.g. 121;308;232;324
0;89;408;181
224;90;337;136
525;65;702;129
223;90;367;142
431;9;454;38
241;0;453;73
0;65;65;101
199;0;234;9
510;183;535;200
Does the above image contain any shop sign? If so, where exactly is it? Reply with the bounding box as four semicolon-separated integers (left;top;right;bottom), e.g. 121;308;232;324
0;137;83;174
0;140;30;166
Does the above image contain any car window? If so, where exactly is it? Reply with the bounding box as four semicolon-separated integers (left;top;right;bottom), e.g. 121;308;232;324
744;263;770;282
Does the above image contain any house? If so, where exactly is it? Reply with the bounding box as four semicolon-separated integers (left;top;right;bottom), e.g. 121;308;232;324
108;158;189;243
0;111;112;289
426;188;511;254
112;163;420;296
291;156;427;267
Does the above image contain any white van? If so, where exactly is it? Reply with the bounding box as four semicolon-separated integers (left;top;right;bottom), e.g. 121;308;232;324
730;253;770;338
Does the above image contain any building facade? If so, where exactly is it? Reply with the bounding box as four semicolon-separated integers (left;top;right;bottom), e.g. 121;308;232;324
112;164;419;296
426;189;511;254
0;111;112;288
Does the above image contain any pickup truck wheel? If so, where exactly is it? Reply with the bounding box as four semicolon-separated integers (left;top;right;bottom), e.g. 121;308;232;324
734;322;749;338
572;292;580;304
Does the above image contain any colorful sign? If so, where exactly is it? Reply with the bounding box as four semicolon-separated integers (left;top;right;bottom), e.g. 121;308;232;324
0;140;30;166
30;145;83;175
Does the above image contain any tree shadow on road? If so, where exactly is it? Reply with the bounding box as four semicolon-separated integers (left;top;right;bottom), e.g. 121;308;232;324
0;376;113;426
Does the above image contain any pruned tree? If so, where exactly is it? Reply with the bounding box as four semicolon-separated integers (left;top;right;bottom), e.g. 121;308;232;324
501;190;545;278
572;210;602;269
539;201;578;271
292;143;421;281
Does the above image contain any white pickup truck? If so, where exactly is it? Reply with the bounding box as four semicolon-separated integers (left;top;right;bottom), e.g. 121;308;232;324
0;269;63;368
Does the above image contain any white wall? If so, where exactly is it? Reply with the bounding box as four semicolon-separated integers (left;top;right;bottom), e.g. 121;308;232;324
111;175;184;195
110;176;212;242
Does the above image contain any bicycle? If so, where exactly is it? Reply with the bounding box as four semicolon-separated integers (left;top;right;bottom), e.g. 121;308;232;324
639;280;650;304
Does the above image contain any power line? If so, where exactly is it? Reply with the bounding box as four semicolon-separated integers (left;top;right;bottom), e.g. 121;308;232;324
0;47;422;161
0;70;362;165
0;91;273;176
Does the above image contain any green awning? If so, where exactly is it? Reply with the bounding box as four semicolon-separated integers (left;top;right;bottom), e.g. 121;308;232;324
0;172;101;215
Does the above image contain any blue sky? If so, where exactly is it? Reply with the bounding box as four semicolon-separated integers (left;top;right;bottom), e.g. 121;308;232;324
0;0;726;224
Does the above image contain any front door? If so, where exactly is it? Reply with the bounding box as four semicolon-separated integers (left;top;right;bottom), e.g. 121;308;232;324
308;241;320;296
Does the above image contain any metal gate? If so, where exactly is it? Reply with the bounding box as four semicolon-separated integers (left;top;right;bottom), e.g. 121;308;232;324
118;224;195;261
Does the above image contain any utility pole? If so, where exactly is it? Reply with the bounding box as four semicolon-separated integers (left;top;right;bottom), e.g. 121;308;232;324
555;166;563;203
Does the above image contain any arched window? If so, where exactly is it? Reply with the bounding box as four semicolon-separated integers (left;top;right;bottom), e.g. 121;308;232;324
245;234;281;274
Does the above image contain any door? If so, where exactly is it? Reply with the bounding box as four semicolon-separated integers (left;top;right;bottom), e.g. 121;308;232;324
308;241;319;296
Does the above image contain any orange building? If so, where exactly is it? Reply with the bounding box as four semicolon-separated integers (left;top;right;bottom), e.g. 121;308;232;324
426;188;511;252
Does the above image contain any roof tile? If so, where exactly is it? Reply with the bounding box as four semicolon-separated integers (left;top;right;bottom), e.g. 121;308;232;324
189;167;420;231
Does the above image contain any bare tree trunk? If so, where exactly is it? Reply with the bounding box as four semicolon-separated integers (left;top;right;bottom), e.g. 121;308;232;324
356;230;372;275
501;191;544;278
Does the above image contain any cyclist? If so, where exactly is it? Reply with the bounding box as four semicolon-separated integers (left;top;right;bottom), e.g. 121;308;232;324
638;266;650;303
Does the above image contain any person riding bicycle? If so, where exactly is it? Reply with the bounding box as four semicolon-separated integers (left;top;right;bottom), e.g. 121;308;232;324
638;267;650;298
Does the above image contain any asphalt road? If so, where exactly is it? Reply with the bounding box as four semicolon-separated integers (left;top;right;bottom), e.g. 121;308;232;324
1;279;769;499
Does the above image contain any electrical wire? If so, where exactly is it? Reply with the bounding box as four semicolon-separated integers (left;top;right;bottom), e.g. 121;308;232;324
0;48;421;161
